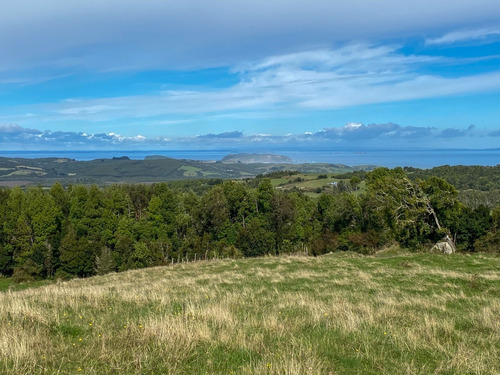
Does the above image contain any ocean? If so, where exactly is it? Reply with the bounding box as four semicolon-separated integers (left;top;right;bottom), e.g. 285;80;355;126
0;149;499;169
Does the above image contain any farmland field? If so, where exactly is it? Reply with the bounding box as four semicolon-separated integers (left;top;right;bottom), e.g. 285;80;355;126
0;251;499;374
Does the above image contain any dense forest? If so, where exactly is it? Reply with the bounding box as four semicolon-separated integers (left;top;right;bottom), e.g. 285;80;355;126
0;167;499;281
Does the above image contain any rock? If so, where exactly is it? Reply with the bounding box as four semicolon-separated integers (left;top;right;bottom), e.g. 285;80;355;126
432;241;454;254
431;235;456;254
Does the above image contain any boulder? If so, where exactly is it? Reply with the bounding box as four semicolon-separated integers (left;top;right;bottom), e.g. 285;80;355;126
431;235;456;254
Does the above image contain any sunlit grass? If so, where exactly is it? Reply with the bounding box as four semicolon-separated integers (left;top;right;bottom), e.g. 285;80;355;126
1;252;499;374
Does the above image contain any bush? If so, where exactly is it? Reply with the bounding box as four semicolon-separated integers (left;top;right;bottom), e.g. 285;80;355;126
12;259;43;282
54;268;74;281
221;245;243;259
474;232;500;253
95;247;116;275
310;233;338;256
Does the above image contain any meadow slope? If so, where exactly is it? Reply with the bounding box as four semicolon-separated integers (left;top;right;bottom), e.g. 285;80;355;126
0;252;499;374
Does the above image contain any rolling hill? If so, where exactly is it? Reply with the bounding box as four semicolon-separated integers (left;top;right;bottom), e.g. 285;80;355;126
0;251;498;374
0;155;375;186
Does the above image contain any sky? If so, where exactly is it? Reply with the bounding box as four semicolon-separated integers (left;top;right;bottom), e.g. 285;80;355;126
0;0;500;152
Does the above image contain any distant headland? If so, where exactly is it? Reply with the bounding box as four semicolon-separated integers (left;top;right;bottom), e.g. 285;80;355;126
220;153;292;163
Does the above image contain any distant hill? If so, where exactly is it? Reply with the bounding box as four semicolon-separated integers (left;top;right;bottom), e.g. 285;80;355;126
144;155;169;160
221;153;292;163
0;155;372;186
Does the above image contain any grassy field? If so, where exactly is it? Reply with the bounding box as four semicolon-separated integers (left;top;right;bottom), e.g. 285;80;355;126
270;173;366;197
0;156;368;186
0;278;52;293
1;251;499;374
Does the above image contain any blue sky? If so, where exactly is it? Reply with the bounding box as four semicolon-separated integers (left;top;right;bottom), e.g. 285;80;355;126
1;0;500;151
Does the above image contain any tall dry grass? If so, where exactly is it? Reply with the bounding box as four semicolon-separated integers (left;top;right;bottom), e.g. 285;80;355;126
0;252;498;374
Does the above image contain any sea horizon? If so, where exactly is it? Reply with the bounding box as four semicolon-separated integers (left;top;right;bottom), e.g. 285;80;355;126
1;148;499;169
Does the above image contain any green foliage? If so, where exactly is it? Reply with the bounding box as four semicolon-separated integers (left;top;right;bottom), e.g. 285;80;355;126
0;168;498;281
0;243;13;276
220;244;243;258
127;241;163;269
12;258;43;282
310;232;338;255
474;205;500;253
59;225;95;277
405;165;500;191
458;189;500;210
365;168;459;248
420;176;461;232
200;186;230;236
95;246;116;275
456;205;492;251
238;217;275;257
257;178;274;214
271;193;296;251
349;176;361;190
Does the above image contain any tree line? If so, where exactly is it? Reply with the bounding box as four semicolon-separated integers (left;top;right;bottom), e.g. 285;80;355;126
0;167;499;281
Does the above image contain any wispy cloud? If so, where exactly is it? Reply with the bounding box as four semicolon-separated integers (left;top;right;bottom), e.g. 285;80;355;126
4;43;497;129
0;73;71;86
0;123;41;134
56;105;123;116
317;123;435;140
197;131;243;139
426;27;500;45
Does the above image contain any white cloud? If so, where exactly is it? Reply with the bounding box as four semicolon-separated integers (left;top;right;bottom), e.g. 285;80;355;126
1;1;500;73
57;105;122;115
426;27;500;45
17;43;495;124
0;123;41;134
1;40;499;135
1;122;489;151
0;73;71;86
344;123;363;130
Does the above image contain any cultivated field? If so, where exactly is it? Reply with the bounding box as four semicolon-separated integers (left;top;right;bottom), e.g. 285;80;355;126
0;251;499;374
